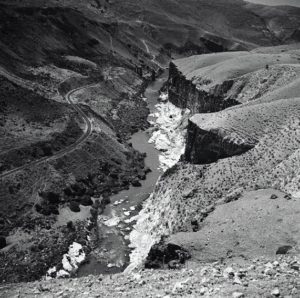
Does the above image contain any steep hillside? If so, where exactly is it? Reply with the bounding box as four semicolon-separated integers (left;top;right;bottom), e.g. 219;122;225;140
170;189;300;262
0;0;155;283
128;46;300;273
1;0;300;72
110;0;300;51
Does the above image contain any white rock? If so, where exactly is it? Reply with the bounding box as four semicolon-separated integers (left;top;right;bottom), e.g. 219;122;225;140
232;292;244;298
271;288;280;296
233;277;242;285
265;262;273;268
132;273;142;281
223;267;235;279
200;287;207;295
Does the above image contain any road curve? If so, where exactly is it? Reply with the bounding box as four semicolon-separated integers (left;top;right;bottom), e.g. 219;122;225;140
0;74;94;179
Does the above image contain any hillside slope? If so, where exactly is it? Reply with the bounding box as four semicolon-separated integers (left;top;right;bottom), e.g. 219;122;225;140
128;45;300;273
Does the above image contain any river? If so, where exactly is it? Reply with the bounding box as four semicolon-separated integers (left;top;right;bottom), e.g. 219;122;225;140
77;71;169;276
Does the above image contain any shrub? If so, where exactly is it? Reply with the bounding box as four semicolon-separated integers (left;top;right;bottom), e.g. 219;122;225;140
0;236;6;249
80;195;93;206
69;201;80;213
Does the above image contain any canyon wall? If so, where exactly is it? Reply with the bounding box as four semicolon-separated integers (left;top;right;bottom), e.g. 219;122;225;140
168;50;300;164
184;120;254;164
168;61;246;164
168;61;240;114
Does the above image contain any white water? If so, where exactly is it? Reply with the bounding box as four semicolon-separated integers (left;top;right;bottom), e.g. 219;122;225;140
149;93;190;171
126;93;190;272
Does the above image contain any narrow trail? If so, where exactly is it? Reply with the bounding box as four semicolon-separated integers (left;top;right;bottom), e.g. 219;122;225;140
109;34;114;53
141;39;163;69
0;69;94;179
142;39;150;54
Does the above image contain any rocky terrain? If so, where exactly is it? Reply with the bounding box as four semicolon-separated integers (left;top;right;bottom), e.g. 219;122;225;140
2;254;300;297
0;0;300;296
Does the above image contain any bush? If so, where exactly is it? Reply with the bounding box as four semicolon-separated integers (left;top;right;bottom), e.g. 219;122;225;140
67;221;74;230
41;143;53;156
48;205;59;215
63;187;73;196
35;204;42;213
69;201;80;213
45;192;60;204
80;195;93;206
0;236;6;249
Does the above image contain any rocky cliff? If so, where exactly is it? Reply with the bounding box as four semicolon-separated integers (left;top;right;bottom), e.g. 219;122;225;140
168;61;240;114
184;119;254;164
168;48;300;164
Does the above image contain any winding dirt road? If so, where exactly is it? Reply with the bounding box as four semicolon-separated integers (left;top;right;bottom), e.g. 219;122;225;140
0;70;93;179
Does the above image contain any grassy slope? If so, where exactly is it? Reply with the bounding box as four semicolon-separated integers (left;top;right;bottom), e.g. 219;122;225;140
170;189;300;261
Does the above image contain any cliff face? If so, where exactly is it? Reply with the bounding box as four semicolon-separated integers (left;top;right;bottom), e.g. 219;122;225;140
184;120;254;164
168;60;252;164
168;61;240;114
168;49;300;164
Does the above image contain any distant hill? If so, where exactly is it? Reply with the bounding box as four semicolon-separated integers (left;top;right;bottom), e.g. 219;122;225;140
246;0;300;7
0;0;300;71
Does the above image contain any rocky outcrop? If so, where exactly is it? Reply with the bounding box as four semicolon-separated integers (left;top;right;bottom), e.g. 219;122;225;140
168;62;240;114
184;120;255;164
145;241;190;269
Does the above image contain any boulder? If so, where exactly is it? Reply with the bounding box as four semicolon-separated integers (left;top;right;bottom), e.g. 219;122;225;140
270;194;278;200
276;245;293;255
132;179;142;187
145;241;190;269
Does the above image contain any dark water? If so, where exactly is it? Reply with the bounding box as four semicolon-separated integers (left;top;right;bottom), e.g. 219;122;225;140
77;71;169;276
